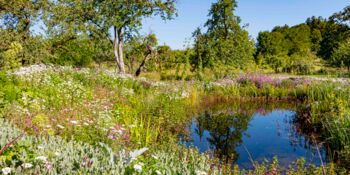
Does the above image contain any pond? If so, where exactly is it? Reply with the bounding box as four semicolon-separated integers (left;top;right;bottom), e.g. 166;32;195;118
179;102;328;169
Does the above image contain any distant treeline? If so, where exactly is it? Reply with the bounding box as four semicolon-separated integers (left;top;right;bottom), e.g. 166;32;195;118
0;0;349;75
256;15;350;73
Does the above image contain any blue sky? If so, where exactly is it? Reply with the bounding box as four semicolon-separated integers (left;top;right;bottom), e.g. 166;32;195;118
140;0;349;49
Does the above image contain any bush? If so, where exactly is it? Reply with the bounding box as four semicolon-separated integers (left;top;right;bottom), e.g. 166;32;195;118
0;42;23;70
48;39;94;67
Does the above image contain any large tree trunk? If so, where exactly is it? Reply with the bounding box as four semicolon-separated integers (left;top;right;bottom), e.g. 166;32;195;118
113;26;126;74
113;26;121;71
21;14;31;65
117;28;125;74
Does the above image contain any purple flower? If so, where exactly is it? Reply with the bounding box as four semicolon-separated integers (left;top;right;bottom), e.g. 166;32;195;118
237;73;275;88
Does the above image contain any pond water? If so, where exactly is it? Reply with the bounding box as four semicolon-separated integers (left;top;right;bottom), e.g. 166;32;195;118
179;104;328;169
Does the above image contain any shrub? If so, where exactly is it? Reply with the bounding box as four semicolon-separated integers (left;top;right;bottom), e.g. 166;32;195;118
1;42;23;70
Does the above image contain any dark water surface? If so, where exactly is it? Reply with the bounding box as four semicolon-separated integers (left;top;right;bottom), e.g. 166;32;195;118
180;104;328;169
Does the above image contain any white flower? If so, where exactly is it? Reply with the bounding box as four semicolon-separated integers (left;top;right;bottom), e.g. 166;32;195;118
54;152;61;156
36;156;47;161
129;124;136;128
107;135;115;140
37;145;44;149
133;163;144;173
22;163;33;169
181;90;189;98
155;170;162;175
57;124;65;129
196;170;207;175
2;167;12;175
70;120;79;125
116;129;123;135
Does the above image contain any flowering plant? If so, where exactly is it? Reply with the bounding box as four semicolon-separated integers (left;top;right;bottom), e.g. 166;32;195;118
237;73;276;88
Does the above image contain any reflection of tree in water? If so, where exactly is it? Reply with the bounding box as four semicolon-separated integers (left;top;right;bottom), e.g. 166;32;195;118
195;111;251;163
288;114;326;158
270;111;326;163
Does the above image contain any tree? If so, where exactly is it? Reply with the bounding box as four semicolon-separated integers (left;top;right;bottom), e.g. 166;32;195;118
43;0;95;55
319;5;350;61
192;27;204;72
318;21;350;60
202;0;255;69
205;0;239;39
286;24;312;55
0;0;48;65
156;45;172;72
305;17;326;53
49;36;96;67
256;24;319;74
256;29;289;71
125;33;161;75
331;5;350;26
125;35;145;72
42;0;176;73
0;0;44;41
332;38;350;71
135;33;158;77
256;30;288;57
90;0;177;73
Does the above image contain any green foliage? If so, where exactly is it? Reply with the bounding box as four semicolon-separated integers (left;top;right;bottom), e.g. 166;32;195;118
332;38;350;71
194;0;255;69
318;20;350;61
0;29;51;67
256;13;350;73
49;38;95;66
256;24;321;74
156;44;177;73
125;36;146;72
331;5;350;26
0;0;43;37
22;36;51;65
0;29;20;52
0;42;23;70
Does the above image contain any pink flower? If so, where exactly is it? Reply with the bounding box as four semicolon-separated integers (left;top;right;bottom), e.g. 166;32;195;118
237;73;275;88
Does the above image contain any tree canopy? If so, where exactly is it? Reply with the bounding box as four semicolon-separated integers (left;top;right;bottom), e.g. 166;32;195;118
192;0;255;71
256;15;350;73
332;38;350;71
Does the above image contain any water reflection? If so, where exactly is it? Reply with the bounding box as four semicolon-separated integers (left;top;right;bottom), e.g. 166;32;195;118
195;111;251;163
195;111;250;162
181;103;328;168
